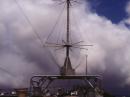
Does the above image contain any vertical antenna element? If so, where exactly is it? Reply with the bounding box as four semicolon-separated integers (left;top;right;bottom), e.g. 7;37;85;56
60;0;75;75
66;0;70;57
67;0;70;43
86;55;88;75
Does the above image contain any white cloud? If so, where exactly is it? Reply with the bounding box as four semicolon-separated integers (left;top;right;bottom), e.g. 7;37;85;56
68;1;130;85
0;0;130;87
126;1;130;15
123;0;130;25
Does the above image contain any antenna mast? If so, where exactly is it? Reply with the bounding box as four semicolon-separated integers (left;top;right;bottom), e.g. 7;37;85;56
66;0;70;57
45;0;92;75
60;0;75;75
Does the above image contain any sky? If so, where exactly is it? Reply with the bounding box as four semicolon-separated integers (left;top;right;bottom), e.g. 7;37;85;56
88;0;129;23
87;0;130;95
0;0;130;96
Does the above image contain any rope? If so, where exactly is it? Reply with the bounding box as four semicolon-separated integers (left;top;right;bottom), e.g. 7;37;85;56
45;2;66;43
14;0;45;47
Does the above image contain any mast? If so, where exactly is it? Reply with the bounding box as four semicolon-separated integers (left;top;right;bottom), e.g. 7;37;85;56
45;0;92;75
66;0;70;57
60;0;75;75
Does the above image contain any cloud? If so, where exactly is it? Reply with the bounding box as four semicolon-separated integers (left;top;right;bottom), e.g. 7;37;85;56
0;1;130;94
126;1;130;15
122;0;130;25
0;0;61;88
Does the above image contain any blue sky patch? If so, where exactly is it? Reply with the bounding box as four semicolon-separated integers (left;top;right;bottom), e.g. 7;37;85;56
87;0;129;23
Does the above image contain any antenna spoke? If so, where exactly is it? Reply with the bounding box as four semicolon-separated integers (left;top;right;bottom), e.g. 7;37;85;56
45;42;62;46
72;46;88;50
73;44;93;47
44;45;63;48
55;47;64;51
71;41;84;45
